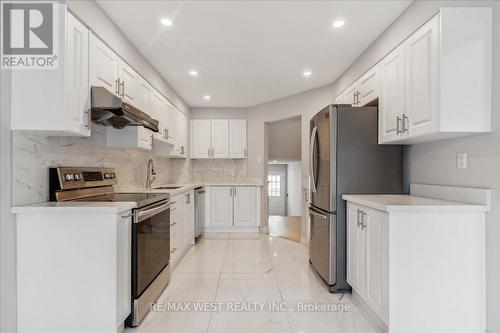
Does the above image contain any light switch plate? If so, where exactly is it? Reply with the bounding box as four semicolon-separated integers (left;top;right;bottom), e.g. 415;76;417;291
457;152;467;170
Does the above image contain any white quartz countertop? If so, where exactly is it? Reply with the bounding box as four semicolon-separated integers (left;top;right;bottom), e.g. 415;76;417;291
116;182;263;196
12;201;136;214
13;183;262;214
342;194;489;212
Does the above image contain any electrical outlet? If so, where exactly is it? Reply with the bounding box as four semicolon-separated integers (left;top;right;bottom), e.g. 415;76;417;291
457;152;467;170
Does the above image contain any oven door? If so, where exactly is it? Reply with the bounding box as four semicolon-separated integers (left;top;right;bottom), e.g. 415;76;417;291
132;199;170;298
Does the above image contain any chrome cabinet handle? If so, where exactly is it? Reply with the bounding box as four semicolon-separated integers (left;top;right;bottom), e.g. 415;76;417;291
185;193;190;204
361;212;367;229
121;212;133;219
170;222;177;226
85;110;90;128
170;248;177;253
244;148;247;157
402;114;408;133
120;81;125;97
352;92;356;105
115;79;120;95
396;116;402;135
233;187;236;197
356;209;363;228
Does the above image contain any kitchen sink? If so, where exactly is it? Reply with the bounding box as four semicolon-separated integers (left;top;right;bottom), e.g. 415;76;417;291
154;186;183;190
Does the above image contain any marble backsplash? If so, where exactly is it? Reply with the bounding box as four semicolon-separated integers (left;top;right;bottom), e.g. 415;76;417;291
12;124;176;205
12;123;252;205
191;159;250;183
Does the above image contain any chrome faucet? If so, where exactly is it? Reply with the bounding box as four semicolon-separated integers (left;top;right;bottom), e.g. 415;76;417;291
146;158;156;190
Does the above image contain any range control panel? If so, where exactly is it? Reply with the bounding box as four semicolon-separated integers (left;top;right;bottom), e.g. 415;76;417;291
50;167;117;191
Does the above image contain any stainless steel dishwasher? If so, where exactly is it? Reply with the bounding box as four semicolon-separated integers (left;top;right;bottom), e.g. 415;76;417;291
194;187;205;238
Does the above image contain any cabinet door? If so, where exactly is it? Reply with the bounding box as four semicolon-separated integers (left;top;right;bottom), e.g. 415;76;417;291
90;35;119;95
118;60;140;107
334;94;343;105
210;187;233;227
173;110;187;156
358;64;380;106
364;207;388;323
346;204;365;295
65;12;90;137
229;119;247;158
404;14;439;138
138;79;152;114
117;213;132;322
211;120;229;158
342;84;358;106
191;119;211;158
234;187;256;227
379;44;405;143
151;90;169;142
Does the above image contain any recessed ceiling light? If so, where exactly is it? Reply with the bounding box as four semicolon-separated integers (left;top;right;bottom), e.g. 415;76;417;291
189;70;198;76
332;20;345;28
203;95;211;101
303;71;312;77
161;18;173;26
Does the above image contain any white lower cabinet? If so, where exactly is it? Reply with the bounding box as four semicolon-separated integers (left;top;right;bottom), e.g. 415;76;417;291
170;190;195;267
347;203;388;323
345;199;487;333
14;207;134;333
207;186;260;232
234;187;256;227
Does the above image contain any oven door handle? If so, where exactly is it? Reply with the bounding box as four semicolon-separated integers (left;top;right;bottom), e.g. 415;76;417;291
136;200;170;223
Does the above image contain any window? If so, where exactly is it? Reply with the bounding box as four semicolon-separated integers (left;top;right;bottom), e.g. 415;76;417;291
268;174;281;197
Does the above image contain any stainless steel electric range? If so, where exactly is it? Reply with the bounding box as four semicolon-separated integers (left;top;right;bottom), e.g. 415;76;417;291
49;166;171;327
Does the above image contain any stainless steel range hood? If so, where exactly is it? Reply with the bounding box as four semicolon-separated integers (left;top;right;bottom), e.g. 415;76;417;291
91;86;159;132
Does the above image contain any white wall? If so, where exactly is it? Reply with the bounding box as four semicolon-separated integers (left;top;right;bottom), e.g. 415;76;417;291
286;161;302;217
268;117;301;161
247;84;334;238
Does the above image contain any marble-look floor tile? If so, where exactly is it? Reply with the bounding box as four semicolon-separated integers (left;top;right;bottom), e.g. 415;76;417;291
215;277;282;302
129;234;378;333
208;311;291;333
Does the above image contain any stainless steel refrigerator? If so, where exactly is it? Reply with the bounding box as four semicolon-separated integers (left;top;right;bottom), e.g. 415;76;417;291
308;104;403;293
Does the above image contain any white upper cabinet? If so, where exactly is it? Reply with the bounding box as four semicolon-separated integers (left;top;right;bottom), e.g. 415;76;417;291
172;109;188;157
90;35;119;95
211;120;229;158
377;8;491;144
342;84;358;107
11;6;91;136
334;94;343;105
191;119;247;159
379;44;405;143
117;60;140;107
229;120;247;158
357;64;380;106
191;119;211;158
403;15;439;139
151;90;170;143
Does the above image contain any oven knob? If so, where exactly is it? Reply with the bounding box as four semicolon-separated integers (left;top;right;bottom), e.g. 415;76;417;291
74;174;81;181
64;173;74;181
104;173;111;179
111;173;116;179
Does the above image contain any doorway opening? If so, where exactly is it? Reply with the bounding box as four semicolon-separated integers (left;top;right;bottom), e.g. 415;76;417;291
265;116;302;243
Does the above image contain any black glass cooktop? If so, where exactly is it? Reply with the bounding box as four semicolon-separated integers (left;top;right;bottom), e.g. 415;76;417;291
76;192;169;208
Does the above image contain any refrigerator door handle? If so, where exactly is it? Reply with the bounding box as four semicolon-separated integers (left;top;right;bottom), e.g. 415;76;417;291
308;207;328;220
309;126;318;193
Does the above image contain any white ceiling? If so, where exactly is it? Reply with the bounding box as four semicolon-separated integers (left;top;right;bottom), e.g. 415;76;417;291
97;1;412;108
